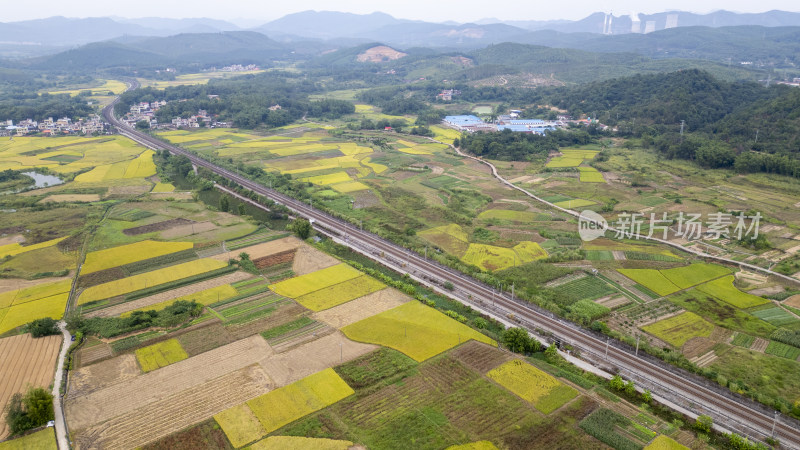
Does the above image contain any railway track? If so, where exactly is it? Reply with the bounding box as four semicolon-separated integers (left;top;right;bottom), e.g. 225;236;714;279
103;88;800;449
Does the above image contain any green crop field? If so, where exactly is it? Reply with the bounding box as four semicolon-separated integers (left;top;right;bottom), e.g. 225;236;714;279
580;408;650;450
645;435;688;449
486;359;578;414
578;167;605;183
342;301;495;362
695;276;769;309
731;333;756;348
0;428;57;449
554;276;616;303
764;341;800;360
641;311;715;348
477;209;541;222
751;306;800;327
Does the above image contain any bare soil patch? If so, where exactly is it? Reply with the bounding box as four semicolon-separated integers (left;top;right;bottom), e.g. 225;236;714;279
40;194;100;203
226;301;307;340
784;294;800;308
595;295;631;309
292;244;340;275
449;340;512;373
86;271;250;318
749;285;785;296
259;331;376;387
751;337;769;353
65;335;274;431
356;45;407;62
254;249;295;269
68;354;141;398
313;288;409;328
74;365;270;450
177;322;235;356
0;333;62;439
0;234;25;246
122;218;194;236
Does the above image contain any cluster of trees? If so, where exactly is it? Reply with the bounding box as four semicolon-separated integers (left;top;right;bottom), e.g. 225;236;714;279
5;387;54;435
456;128;595;161
0;89;94;123
536;69;800;177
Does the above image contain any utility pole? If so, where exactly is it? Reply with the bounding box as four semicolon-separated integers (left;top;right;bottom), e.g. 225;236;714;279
679;120;685;141
754;129;759;144
635;334;640;356
772;410;778;437
605;337;610;359
511;283;515;301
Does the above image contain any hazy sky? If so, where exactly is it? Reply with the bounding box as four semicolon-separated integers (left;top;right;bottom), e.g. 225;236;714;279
5;0;800;24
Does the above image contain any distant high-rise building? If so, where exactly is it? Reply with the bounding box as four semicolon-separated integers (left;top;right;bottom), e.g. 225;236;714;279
644;21;656;33
665;14;679;29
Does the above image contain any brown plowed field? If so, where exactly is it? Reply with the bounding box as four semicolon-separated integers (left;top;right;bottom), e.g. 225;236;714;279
66;335;274;431
253;249;295;269
210;236;301;263
122;218;194;236
86;271;250;318
313;288;408;328
74;365;270;450
0;333;62;439
75;340;113;368
225;301;307;340
68;354;141;398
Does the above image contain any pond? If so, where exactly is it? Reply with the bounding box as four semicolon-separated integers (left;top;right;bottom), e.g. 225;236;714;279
22;171;64;188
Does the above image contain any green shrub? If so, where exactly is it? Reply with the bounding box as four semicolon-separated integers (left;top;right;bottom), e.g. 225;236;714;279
26;318;59;338
5;387;54;435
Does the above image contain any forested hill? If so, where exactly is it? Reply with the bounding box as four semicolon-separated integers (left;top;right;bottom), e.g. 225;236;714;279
548;69;778;131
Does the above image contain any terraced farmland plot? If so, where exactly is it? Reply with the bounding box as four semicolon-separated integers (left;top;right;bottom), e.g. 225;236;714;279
751;306;800;327
578;167;604;183
122;284;238;318
553;198;596;209
695;276;770;309
554;276;616;303
216;368;354;444
342;301;495;362
546;157;583;168
82;240;194;274
419;223;470;257
77;258;227;305
295;275;386;311
300;171;353;186
764;341;800;359
0;279;70;334
641;312;715;348
486;359;578;414
661;263;730;290
0;236;66;259
135;339;189;372
477;209;544;222
269;263;361;298
617;269;680;297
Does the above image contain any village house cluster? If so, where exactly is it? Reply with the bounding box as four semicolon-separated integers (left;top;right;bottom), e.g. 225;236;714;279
0;115;106;137
442;109;609;134
122;99;231;130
